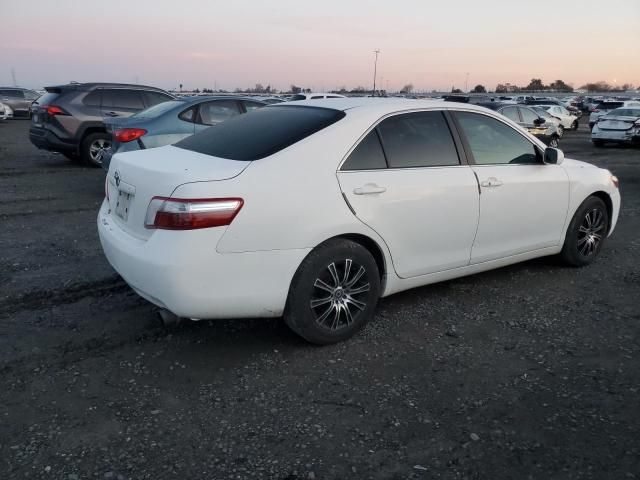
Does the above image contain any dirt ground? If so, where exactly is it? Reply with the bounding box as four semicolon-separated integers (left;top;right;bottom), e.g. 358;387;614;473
1;118;639;480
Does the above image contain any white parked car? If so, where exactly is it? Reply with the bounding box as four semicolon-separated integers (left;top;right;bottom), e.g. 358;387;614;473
98;99;620;344
591;106;640;147
0;101;13;120
539;105;580;132
589;100;640;129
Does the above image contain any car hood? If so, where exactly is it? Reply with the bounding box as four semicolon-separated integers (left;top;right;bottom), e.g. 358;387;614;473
562;158;599;170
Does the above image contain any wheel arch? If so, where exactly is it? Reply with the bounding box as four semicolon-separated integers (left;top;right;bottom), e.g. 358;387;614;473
590;190;614;231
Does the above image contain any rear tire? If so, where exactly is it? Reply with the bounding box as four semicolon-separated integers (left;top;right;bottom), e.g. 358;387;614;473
284;239;381;345
560;196;609;267
81;132;111;167
571;120;579;130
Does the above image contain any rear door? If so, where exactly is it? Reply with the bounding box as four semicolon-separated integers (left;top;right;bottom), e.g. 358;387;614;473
452;111;569;263
101;89;146;118
337;110;480;278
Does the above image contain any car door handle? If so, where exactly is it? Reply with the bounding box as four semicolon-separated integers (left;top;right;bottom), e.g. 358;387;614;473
104;111;119;117
480;177;503;188
353;183;387;195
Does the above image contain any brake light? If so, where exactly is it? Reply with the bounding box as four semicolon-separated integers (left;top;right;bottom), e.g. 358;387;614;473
611;175;619;188
144;197;244;230
46;105;68;116
114;128;147;143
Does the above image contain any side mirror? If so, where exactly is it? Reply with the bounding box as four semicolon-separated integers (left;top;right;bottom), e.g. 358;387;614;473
534;117;546;126
544;147;564;165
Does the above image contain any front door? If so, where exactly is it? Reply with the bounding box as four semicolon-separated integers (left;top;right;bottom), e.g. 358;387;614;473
337;110;480;278
452;111;569;264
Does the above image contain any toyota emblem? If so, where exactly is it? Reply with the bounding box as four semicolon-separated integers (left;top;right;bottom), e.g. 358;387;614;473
114;170;121;187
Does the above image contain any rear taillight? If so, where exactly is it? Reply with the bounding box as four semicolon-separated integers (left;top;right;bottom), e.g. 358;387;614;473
46;105;68;116
144;197;244;230
611;175;619;188
114;128;147;143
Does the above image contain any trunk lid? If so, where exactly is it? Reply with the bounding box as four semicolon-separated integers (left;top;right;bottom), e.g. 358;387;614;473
105;116;149;153
106;145;251;239
597;115;638;131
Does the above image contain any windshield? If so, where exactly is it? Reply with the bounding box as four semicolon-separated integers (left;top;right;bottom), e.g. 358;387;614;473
607;108;640;117
176;105;346;160
131;100;183;118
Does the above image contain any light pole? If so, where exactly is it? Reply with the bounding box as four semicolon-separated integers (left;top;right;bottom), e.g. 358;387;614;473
372;49;380;97
464;72;469;92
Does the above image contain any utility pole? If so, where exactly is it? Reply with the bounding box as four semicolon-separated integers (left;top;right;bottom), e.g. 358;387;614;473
11;68;17;86
465;72;469;92
372;49;380;97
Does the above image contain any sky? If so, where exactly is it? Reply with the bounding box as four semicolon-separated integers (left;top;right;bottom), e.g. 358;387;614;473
1;0;639;92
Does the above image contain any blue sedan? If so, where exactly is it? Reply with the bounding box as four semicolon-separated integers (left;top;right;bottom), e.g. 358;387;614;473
102;96;266;170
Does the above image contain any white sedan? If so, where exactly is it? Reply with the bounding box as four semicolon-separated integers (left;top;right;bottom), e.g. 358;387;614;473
98;99;620;344
539;105;580;132
0;102;13;121
591;106;640;146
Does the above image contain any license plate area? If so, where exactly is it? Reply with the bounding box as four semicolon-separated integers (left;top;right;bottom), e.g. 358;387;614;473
115;191;133;221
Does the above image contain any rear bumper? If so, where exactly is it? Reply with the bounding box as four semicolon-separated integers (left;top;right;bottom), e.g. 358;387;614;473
97;200;309;319
591;128;640;144
29;127;76;153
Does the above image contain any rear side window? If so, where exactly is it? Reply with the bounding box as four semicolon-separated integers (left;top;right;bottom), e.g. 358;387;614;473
197;100;241;125
341;130;387;171
176;105;346;161
102;89;144;109
377;111;460;168
143;91;173;107
83;90;102;107
242;101;265;112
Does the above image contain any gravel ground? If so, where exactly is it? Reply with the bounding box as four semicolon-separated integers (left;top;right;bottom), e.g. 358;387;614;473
1;119;639;480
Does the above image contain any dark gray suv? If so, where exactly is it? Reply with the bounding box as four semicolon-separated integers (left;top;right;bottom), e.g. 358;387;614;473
29;83;174;166
0;87;41;118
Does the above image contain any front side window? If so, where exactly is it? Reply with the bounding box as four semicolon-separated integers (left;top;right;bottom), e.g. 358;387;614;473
377;111;460;168
501;107;520;123
341;130;387;171
519;107;539;124
196;100;241;125
455;112;539;165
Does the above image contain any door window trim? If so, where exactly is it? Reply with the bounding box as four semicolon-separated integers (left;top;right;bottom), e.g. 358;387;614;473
337;108;470;172
448;109;545;166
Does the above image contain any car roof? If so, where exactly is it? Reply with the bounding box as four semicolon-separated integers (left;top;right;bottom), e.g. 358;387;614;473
177;95;267;105
45;82;170;92
277;97;502;117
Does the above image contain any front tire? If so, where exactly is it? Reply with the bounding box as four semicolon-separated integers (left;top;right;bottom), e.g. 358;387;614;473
549;135;560;148
560;196;609;267
81;132;111;167
557;125;565;137
284;239;381;345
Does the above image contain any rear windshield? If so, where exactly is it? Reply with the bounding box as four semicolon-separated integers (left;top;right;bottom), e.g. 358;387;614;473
289;94;306;101
607;108;640;117
597;102;623;110
175;105;346;160
33;92;59;105
132;100;183;118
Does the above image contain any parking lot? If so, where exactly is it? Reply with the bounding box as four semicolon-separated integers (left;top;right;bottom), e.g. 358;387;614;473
1;118;639;479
